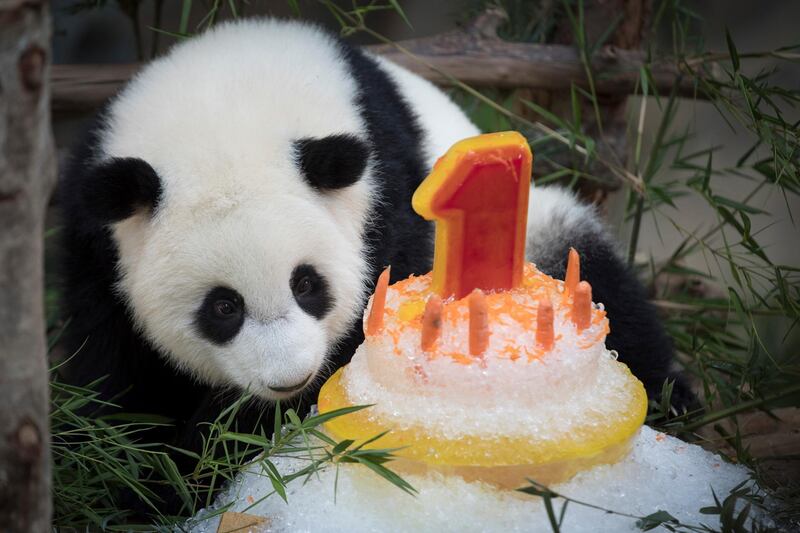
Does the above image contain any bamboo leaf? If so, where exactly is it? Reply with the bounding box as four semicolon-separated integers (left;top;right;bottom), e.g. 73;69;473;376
635;510;679;530
332;439;354;455
726;28;740;72
219;432;271;448
351;456;416;496
286;0;301;16
179;0;192;35
274;400;282;441
301;404;372;428
712;195;768;214
286;408;302;427
388;0;412;29
264;460;287;503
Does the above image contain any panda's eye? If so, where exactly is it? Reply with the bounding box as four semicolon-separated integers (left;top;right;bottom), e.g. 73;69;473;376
196;287;245;345
213;299;238;318
290;264;332;320
293;276;313;298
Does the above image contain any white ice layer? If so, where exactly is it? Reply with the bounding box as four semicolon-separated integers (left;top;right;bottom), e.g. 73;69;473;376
361;313;605;399
345;342;633;438
191;426;767;533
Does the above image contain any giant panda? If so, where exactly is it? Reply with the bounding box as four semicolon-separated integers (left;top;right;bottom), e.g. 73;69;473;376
60;18;688;511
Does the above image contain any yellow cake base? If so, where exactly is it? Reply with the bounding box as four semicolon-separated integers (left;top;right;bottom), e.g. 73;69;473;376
318;364;648;487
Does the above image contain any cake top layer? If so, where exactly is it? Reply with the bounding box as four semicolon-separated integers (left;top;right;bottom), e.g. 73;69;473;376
365;261;609;366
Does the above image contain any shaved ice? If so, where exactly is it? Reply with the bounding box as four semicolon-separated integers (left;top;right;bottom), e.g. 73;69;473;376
190;426;766;532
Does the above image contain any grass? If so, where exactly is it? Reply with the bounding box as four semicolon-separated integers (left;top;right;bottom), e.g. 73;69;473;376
518;478;773;533
50;357;413;530
54;0;800;530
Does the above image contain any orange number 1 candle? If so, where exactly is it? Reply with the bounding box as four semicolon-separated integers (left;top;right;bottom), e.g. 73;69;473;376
412;132;533;300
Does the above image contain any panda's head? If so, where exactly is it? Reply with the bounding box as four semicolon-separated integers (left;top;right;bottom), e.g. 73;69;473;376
76;21;376;400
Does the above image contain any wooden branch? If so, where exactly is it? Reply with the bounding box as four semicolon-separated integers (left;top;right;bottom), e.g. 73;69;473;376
0;1;56;531
369;34;695;95
51;63;139;112
51;21;703;112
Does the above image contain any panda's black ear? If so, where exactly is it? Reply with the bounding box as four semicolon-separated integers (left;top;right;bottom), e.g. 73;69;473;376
79;157;162;224
294;134;369;190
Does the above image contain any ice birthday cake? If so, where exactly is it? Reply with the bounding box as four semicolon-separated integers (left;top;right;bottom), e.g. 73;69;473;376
318;132;646;487
193;133;762;533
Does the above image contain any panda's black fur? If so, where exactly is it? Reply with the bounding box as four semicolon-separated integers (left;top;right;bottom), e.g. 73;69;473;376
59;21;690;516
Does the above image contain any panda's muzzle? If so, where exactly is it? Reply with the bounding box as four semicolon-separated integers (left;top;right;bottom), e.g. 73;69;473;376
268;373;312;393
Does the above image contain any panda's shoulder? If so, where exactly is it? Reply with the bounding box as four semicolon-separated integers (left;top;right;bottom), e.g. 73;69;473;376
370;56;480;168
525;185;610;274
526;186;606;243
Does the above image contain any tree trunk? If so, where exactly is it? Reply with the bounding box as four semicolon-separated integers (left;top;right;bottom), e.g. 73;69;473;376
0;1;55;531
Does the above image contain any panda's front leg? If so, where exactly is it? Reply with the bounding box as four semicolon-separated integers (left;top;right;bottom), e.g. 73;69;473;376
524;186;694;409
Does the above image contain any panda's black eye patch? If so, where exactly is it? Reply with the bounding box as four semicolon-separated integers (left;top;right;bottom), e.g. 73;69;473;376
196;287;245;344
290;264;332;320
293;134;369;190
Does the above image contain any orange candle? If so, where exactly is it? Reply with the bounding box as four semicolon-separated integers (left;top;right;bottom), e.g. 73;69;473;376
421;294;444;351
365;267;391;336
565;247;580;294
468;289;490;356
572;281;592;331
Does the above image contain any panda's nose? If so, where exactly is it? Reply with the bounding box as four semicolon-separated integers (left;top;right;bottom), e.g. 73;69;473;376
268;373;311;393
